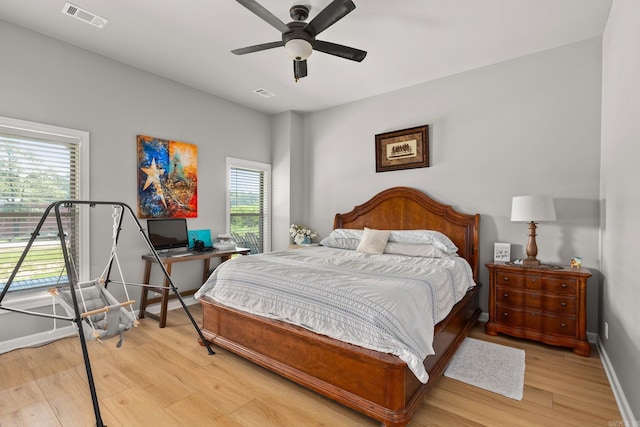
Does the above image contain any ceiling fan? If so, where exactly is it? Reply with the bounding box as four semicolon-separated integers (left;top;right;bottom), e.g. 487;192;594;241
231;0;367;81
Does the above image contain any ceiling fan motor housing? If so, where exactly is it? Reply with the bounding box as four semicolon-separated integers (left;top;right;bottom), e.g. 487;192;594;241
282;21;314;61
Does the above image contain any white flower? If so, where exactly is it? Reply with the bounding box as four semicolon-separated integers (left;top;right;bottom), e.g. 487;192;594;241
289;224;317;244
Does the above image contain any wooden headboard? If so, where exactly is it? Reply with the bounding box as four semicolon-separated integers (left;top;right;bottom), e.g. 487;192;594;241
333;187;480;282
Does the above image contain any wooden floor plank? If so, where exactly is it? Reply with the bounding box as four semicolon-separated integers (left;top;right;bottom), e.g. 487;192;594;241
0;304;623;426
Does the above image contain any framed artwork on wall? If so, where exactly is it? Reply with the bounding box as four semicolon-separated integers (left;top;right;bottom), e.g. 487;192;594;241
137;134;198;218
375;125;429;172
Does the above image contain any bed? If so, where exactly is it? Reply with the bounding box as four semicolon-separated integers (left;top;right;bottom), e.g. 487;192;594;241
196;187;481;427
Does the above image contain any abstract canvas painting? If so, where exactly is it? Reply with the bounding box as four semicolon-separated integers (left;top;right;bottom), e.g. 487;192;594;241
137;135;198;218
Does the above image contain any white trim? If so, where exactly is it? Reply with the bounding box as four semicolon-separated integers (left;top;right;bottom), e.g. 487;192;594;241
596;336;638;427
0;289;59;314
0;325;76;354
0;290;76;354
226;157;272;252
0;116;91;285
0;116;90;351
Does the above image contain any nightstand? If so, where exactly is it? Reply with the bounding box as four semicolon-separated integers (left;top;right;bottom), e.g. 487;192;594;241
485;262;592;356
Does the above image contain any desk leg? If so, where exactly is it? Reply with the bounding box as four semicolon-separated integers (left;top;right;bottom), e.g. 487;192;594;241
139;261;152;319
202;259;212;283
159;263;172;328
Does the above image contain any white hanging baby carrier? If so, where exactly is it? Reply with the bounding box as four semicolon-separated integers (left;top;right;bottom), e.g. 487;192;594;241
48;204;139;346
50;278;137;346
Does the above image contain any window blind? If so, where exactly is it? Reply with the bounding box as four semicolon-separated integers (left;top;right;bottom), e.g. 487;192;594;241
0;131;80;292
229;166;267;254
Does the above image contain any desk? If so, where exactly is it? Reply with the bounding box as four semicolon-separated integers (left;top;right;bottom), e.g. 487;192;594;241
139;248;250;327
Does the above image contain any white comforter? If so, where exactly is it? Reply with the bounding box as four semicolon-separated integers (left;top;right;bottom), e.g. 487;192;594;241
194;246;476;383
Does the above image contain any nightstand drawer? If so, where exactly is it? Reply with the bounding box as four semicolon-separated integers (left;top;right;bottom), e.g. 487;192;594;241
496;306;544;330
496;272;544;290
543;277;577;294
542;314;576;337
495;305;527;327
497;271;577;294
497;287;576;314
495;305;576;336
496;287;526;306
496;272;527;287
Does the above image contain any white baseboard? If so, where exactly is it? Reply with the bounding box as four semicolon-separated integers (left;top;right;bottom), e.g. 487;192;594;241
0;325;76;354
596;336;638;427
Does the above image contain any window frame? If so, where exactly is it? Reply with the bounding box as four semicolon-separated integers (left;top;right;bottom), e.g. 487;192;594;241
0;116;90;298
226;157;271;254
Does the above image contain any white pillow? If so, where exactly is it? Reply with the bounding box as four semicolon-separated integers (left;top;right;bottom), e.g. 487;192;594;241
388;230;458;254
320;228;459;254
319;229;362;250
319;236;360;250
356;228;390;255
326;229;363;239
383;242;455;258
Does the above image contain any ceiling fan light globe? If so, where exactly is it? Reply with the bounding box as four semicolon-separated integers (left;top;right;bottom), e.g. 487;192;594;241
285;39;313;61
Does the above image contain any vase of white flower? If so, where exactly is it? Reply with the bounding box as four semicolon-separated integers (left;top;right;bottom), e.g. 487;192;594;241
289;224;317;245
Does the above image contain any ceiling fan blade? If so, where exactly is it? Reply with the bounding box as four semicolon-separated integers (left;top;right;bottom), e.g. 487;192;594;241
293;60;308;82
236;0;289;33
304;0;355;37
313;40;367;62
231;41;284;55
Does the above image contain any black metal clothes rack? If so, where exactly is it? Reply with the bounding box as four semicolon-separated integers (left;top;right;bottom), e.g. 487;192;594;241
0;200;214;427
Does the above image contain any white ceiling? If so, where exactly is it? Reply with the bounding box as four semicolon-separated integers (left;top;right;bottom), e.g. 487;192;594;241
0;0;612;115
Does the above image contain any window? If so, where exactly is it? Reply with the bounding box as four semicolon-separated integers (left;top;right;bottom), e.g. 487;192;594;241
226;158;271;254
0;116;89;293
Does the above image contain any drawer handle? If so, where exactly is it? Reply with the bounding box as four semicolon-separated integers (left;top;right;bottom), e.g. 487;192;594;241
560;301;567;307
560;323;567;328
503;312;509;317
502;277;510;281
561;283;568;288
503;293;509;298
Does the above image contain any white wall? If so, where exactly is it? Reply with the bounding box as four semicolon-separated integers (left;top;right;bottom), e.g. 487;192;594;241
271;111;304;251
601;0;640;421
304;38;603;331
0;19;271;339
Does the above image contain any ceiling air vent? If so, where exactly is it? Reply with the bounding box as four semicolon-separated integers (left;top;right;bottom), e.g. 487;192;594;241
62;3;108;29
253;88;275;99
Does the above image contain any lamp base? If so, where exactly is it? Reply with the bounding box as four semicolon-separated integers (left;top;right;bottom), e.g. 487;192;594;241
524;221;540;267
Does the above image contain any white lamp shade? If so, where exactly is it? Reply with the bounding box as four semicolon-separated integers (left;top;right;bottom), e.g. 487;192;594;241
511;195;557;222
285;39;313;61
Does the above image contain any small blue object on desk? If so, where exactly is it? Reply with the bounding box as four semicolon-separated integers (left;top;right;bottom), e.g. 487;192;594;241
188;229;212;249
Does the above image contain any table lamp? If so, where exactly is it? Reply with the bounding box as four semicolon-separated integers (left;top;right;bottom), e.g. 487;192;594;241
511;195;556;266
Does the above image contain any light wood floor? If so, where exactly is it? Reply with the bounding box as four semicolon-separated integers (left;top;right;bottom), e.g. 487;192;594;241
0;304;622;426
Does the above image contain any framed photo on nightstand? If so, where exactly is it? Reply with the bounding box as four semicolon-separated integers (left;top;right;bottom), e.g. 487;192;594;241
571;257;582;269
494;242;511;262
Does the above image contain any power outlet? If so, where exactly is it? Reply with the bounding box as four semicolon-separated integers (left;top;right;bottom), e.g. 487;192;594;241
604;321;609;340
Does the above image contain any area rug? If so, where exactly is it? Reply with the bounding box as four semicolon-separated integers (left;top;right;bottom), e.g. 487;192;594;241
444;337;525;400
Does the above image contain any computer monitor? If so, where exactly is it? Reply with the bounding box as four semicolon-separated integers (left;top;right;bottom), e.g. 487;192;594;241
147;218;189;251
